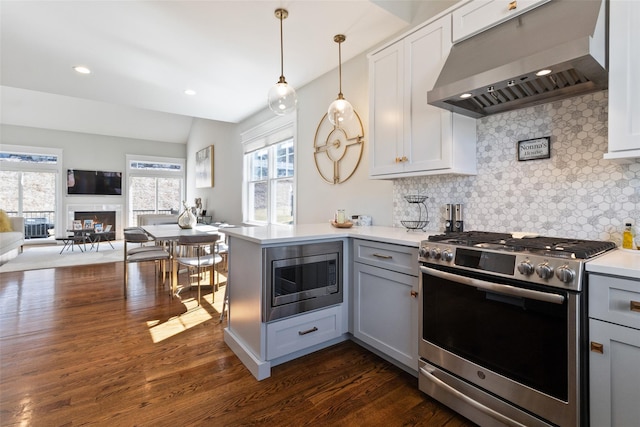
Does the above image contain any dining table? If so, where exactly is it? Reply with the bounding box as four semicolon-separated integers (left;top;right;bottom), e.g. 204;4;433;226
140;224;223;297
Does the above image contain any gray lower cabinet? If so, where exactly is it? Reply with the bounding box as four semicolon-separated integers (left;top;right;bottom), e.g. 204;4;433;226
588;274;640;427
266;305;343;360
352;239;419;372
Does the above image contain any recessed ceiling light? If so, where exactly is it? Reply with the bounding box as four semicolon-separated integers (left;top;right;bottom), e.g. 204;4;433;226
184;89;196;96
536;69;552;76
73;66;91;74
460;93;472;99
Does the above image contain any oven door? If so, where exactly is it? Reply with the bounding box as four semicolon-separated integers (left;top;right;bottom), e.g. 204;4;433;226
419;264;581;427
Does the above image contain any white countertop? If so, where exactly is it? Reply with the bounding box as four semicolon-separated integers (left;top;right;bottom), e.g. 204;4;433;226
224;223;439;247
226;224;640;279
586;249;640;279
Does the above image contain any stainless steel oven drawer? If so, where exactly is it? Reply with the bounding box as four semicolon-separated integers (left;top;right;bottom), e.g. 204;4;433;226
353;239;419;276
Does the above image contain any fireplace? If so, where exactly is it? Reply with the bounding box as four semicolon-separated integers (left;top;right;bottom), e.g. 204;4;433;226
74;211;116;240
66;204;123;240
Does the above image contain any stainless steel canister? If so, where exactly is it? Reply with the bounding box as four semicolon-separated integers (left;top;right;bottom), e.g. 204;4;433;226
445;204;454;232
454;204;463;232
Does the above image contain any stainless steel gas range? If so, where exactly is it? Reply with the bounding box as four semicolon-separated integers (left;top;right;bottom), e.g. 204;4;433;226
418;231;616;427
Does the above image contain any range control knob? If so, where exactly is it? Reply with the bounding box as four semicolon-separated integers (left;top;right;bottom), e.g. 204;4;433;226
517;261;534;276
442;249;454;262
556;265;576;283
535;262;554;280
418;246;429;258
429;248;441;260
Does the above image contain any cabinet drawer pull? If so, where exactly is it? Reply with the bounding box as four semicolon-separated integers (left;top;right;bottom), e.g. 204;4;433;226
508;1;517;11
372;253;393;259
411;290;419;298
590;341;604;354
631;300;640;313
298;326;318;336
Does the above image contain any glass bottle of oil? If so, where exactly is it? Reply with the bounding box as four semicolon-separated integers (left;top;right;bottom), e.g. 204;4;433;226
622;223;635;249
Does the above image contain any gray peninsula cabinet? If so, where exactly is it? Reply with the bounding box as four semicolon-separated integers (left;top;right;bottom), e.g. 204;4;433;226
223;235;350;381
222;225;427;381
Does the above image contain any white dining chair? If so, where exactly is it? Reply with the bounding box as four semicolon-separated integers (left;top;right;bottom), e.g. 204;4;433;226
175;234;222;306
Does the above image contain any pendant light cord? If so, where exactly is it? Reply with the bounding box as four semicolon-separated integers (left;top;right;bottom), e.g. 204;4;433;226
338;40;343;97
278;10;286;83
334;34;346;100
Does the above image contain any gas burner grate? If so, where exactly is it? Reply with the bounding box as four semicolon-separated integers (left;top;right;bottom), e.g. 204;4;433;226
427;232;617;259
428;231;513;245
503;237;617;259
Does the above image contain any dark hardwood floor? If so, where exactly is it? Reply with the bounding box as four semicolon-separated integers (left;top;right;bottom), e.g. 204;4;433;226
0;261;475;426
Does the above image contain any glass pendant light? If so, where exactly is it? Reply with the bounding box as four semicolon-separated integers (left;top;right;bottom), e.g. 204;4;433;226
268;8;297;115
327;34;354;127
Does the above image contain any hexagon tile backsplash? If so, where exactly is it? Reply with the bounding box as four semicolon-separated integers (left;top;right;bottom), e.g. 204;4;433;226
393;91;640;245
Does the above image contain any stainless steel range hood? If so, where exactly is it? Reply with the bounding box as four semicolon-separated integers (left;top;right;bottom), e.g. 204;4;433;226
427;0;608;118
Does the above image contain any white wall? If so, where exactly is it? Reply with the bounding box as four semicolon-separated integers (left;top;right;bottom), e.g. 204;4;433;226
185;119;242;224
235;52;394;226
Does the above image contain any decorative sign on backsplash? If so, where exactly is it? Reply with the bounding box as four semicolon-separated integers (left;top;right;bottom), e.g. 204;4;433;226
517;137;551;161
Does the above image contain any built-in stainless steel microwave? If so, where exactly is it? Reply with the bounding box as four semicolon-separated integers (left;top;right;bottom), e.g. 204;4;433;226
263;241;343;322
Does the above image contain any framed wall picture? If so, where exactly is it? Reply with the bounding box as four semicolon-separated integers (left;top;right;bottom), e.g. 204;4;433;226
195;145;214;188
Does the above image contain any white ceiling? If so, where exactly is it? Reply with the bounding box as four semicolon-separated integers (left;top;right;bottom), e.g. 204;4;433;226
0;0;444;143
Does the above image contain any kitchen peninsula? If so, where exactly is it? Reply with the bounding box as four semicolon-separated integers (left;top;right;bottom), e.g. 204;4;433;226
223;224;433;380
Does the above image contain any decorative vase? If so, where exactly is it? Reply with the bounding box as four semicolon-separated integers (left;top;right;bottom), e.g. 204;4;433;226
178;201;197;229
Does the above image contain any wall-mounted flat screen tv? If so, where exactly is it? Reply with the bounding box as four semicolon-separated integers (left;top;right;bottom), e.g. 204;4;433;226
67;169;122;195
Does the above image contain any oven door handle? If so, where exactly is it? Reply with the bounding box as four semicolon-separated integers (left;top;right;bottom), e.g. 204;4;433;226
420;266;565;305
419;365;528;427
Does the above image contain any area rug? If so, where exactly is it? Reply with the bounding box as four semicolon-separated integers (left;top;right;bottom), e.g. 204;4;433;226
0;241;124;273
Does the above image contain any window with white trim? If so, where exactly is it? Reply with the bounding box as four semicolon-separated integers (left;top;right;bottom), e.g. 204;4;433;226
0;145;62;236
126;155;185;227
242;114;296;225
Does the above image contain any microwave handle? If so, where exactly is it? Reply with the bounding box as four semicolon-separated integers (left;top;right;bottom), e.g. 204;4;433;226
420;266;565;305
419;365;527;427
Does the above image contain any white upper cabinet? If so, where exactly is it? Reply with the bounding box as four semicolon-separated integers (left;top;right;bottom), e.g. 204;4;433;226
605;0;640;161
452;0;550;43
368;15;477;179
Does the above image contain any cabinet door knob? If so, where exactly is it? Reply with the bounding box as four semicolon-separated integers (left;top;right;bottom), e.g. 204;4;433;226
508;1;517;11
410;290;418;298
631;300;640;313
590;341;604;354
